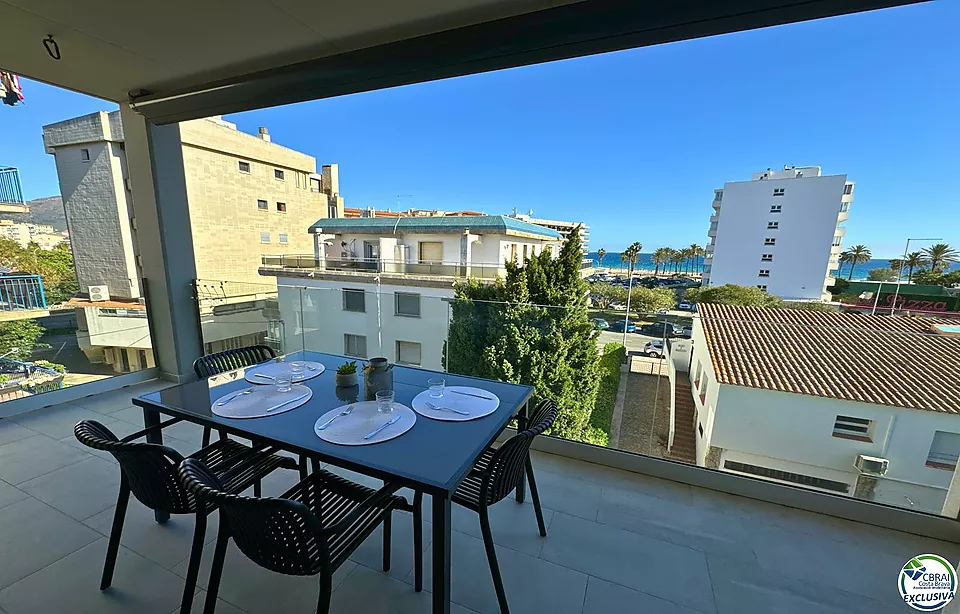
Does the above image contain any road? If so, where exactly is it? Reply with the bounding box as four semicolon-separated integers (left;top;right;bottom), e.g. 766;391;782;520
31;332;116;378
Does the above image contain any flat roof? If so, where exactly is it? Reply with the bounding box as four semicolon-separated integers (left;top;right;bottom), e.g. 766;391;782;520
309;215;563;239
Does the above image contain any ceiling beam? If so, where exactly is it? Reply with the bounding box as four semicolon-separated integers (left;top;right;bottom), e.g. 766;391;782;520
131;0;922;124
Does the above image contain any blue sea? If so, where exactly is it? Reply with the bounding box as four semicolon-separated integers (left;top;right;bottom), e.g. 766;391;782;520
585;252;955;281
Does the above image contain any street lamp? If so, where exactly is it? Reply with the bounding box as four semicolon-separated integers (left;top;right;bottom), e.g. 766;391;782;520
890;237;941;315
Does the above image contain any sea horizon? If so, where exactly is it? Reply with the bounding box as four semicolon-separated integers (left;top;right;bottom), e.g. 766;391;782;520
585;251;957;282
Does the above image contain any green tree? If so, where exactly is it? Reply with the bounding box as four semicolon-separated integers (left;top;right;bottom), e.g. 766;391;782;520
0;240;78;305
911;269;942;285
922;243;959;273
588;283;626;309
652;247;670;277
620;242;642;277
446;228;600;440
685;284;782;307
628;286;677;313
780;301;837;312
841;245;872;280
0;319;49;360
904;251;928;283
867;267;899;282
596;248;606;269
670;249;684;274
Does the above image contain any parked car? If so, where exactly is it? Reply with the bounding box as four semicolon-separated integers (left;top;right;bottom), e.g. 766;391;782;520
639;321;681;338
676;327;693;339
678;300;693;311
643;340;665;358
591;318;610;330
609;320;637;333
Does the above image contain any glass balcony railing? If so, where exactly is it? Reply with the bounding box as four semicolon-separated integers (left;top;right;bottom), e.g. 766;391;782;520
261;254;505;279
193;277;960;519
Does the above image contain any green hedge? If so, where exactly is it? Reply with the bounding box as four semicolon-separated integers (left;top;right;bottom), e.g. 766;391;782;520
582;343;626;446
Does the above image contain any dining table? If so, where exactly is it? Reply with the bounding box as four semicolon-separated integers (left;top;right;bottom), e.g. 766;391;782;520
132;350;535;614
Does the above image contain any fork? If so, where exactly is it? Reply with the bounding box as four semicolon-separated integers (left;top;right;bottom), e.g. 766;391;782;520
216;388;254;405
317;404;355;430
426;402;470;416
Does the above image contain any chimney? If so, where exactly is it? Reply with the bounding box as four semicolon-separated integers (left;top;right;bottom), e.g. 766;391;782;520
257;127;271;142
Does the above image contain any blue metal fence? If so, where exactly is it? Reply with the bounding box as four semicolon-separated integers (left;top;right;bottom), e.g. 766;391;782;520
0;275;47;311
0;167;24;205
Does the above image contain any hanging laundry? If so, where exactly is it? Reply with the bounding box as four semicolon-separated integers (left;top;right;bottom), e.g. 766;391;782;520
0;72;24;106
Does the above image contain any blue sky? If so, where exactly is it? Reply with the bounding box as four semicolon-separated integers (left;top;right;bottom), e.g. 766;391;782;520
3;2;958;257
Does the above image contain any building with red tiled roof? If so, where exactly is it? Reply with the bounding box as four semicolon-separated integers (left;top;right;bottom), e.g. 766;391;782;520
672;303;960;516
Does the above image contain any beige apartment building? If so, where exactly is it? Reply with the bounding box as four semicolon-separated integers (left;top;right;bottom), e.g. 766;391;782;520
43;111;342;372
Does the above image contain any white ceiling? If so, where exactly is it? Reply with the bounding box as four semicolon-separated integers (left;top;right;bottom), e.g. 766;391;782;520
0;0;570;102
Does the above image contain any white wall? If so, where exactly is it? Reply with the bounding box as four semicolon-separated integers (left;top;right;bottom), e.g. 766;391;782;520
707;172;848;300
276;277;455;370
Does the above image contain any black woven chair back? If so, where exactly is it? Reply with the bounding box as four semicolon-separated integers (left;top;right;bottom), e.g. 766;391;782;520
193;345;276;378
74;420;194;513
483;399;558;506
179;458;331;577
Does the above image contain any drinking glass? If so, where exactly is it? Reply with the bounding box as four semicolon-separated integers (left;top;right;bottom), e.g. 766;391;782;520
376;390;395;413
290;361;306;380
428;378;445;398
275;373;293;393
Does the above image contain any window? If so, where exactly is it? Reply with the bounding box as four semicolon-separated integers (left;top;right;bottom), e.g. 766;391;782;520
698;423;704;437
770;204;782;213
342;289;365;312
767;221;779;230
840;202;849;212
522;244;528;261
927;431;960;469
714;190;723;201
419;241;443;264
277;201;287;213
510;243;518;262
758;269;770;277
259;232;270;244
724;461;849;494
396;340;422;366
694;361;702;387
832;415;873;442
773;188;785;196
279;233;289;244
257;199;268;210
138;349;148;368
756;284;768;292
699;378;708;404
80;148;90;162
238;161;251;173
764;237;776;246
328;203;339;218
395;292;421;317
274;169;285;180
844;184;854;195
761;254;773;262
344;334;367;358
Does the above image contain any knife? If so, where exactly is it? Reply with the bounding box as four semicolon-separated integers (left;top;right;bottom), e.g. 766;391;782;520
249;372;276;381
364;414;402;439
265;393;311;412
450;390;495;401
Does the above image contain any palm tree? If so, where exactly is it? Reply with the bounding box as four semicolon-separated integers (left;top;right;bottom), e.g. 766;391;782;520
652;247;670;277
687;243;701;275
660;248;677;275
904;251;928;283
923;243;959;273
620;242;643;276
842;245;872;280
671;250;684;274
596;248;606;269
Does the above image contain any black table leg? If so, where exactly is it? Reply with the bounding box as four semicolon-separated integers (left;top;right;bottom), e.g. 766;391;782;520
515;401;529;503
142;406;170;524
432;493;451;614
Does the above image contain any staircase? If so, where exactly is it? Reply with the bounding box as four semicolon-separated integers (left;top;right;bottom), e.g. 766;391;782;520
668;381;697;464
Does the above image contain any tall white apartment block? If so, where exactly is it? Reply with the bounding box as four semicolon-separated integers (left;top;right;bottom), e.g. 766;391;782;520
702;166;853;301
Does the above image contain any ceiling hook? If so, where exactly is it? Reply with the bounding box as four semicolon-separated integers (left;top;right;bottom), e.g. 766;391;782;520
43;35;61;60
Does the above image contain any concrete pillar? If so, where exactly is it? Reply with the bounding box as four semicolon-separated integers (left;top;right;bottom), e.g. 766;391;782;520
460;231;473;277
120;104;202;382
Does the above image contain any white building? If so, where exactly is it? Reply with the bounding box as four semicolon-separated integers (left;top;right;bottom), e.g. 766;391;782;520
675;303;960;515
0;220;64;248
260;215;563;370
507;212;589;253
702;166;853;301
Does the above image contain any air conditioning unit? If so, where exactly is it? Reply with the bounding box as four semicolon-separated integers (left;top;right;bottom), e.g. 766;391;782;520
88;285;110;302
855;455;889;476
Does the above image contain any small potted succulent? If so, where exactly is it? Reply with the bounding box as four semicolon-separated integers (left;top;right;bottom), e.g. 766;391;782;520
335;361;358;388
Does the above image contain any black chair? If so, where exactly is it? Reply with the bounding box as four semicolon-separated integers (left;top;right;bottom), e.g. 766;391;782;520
193;345;277;447
179;458;418;614
74;420;298;614
443;399;558;614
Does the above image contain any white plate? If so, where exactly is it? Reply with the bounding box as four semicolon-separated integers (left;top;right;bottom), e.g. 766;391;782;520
410;386;500;422
314;401;416;446
245;360;325;384
212;384;313;419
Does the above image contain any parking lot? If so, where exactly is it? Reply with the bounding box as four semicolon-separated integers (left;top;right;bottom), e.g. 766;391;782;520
597;328;663;353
